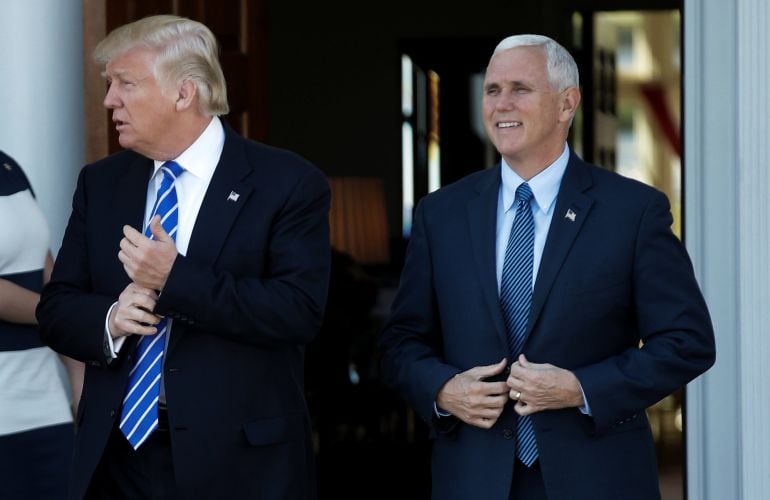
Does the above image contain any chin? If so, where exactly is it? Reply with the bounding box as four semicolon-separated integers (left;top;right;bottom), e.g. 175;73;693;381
117;136;135;150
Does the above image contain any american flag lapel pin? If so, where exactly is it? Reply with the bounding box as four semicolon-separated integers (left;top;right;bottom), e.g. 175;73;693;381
3;163;12;171
565;208;576;222
227;190;240;202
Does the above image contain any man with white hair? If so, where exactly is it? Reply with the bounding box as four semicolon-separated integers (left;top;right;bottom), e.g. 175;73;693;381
38;15;329;499
380;34;715;499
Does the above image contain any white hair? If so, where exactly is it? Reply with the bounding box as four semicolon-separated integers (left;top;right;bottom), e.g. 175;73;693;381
492;34;579;92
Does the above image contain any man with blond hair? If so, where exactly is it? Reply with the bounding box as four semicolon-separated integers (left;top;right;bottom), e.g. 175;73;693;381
38;15;329;499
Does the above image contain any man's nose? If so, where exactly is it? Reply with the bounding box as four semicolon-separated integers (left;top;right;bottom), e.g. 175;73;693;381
103;84;120;109
496;91;515;111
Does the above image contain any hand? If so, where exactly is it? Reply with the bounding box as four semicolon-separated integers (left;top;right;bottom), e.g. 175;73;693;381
436;358;509;429
118;215;177;290
108;283;161;339
506;354;584;416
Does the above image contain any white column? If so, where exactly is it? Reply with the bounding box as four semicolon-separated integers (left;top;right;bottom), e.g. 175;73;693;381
736;1;770;498
686;0;770;498
0;1;84;254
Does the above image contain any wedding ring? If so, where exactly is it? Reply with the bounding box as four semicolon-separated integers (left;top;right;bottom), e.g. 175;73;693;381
514;391;521;401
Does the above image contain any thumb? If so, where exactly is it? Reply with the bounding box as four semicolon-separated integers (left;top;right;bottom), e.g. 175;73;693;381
474;358;508;380
518;353;529;367
150;215;173;242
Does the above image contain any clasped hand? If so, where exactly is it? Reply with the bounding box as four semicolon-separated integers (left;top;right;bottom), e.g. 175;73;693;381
506;354;584;416
108;215;178;339
436;355;584;429
118;215;177;291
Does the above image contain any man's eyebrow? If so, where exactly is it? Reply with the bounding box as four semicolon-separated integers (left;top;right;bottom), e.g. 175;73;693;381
101;69;128;79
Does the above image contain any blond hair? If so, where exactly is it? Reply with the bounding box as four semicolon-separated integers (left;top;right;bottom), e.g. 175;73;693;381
94;15;229;116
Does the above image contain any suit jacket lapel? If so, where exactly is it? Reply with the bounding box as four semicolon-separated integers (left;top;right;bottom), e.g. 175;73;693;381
185;126;254;266
526;154;594;339
169;127;254;352
467;166;509;350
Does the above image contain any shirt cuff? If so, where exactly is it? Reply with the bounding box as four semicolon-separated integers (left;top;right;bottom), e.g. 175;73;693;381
434;402;452;418
103;302;125;360
577;381;592;415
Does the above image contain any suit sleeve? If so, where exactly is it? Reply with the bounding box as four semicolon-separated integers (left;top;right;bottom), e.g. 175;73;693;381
378;200;461;428
573;190;716;433
154;166;331;347
37;168;116;363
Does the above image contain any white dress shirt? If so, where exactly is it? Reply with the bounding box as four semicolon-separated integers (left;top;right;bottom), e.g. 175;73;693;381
106;117;225;356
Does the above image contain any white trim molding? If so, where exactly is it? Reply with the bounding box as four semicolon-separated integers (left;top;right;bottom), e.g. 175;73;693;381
686;0;770;498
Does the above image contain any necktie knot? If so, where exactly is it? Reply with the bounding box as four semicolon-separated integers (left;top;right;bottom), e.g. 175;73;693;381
516;182;534;205
161;160;184;180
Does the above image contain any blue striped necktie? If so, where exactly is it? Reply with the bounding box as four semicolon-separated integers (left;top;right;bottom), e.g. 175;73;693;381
119;160;184;449
499;182;538;467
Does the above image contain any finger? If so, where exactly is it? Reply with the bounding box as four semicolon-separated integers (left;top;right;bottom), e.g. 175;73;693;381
126;282;159;297
473;381;510;397
136;287;159;301
150;215;173;243
472;358;508;380
124;321;158;336
472;416;498;429
119;236;138;254
482;394;510;409
514;400;540;416
118;249;130;267
124;305;161;327
122;224;146;244
506;370;525;387
518;353;529;367
114;309;157;335
131;295;158;316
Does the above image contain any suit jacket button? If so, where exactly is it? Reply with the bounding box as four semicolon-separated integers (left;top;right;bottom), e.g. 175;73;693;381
503;429;513;439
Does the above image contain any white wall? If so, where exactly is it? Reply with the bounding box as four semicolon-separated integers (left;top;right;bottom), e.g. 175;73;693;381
0;0;85;254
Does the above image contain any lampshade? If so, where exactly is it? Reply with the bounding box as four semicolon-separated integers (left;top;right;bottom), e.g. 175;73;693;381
328;177;390;265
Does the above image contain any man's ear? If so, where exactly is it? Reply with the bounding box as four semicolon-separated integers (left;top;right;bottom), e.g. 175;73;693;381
559;86;581;123
175;80;197;112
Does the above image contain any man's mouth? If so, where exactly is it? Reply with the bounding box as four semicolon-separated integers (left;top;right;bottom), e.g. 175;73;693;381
497;121;522;129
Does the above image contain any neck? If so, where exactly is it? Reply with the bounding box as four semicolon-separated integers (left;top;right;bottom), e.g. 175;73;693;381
153;115;213;161
504;143;565;181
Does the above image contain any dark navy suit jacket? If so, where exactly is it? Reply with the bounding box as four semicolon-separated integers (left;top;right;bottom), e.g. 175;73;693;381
38;125;330;500
379;153;715;500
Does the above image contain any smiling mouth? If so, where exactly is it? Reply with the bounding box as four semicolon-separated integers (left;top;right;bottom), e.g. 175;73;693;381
497;121;522;128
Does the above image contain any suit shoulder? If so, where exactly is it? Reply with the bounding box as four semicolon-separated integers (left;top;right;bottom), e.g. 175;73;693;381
585;162;667;205
80;149;144;178
240;137;324;179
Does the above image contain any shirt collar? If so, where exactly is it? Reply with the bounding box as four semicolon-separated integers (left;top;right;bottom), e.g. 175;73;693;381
501;143;570;215
152;116;225;180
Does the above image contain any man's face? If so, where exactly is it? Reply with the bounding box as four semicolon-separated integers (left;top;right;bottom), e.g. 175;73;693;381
103;48;178;159
482;46;575;174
